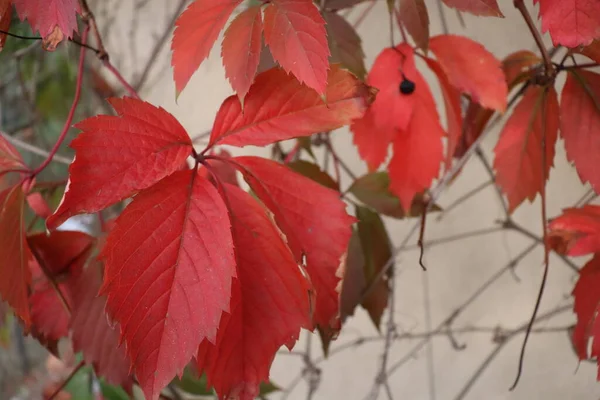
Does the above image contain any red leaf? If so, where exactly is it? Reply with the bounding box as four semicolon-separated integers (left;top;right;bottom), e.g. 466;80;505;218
233;156;354;337
0;0;11;51
535;0;600;48
209;65;372;147
560;71;600;192
572;255;600;368
547;205;600;256
425;57;463;169
199;149;240;187
71;262;132;389
493;86;559;212
263;0;330;95
221;5;263;102
440;0;503;17
397;0;430;51
577;40;600;63
27;192;51;219
100;170;236;400
171;0;243;94
47;97;193;229
0;184;32;327
197;184;311;400
502;50;542;90
28;231;94;346
12;0;80;39
429;34;507;112
350;44;422;171
388;97;444;211
324;11;366;79
0;134;26;174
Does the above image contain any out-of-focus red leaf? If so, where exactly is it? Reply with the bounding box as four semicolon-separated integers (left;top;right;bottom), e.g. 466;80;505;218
171;0;243;94
502;50;542;90
234;156;354;338
28;231;94;349
47;97;193;229
99;170;235;400
324;0;370;10
70;263;132;389
397;0;430;51
350;44;421;171
0;133;26;174
441;0;503;17
209;65;373;147
263;0;330;95
429;34;507;112
324;11;366;79
572;255;600;371
287;160;339;190
560;71;600;192
493;86;559;212
424;57;462;169
0;0;11;51
221;5;263;102
548;205;600;256
0;184;32;327
12;0;80;39
27;192;52;219
197;184;311;400
535;0;600;48
576;40;600;63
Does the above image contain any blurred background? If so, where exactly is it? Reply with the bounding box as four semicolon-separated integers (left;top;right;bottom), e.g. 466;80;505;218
1;0;599;399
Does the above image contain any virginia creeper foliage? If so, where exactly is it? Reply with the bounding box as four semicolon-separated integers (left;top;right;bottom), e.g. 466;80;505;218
1;0;600;398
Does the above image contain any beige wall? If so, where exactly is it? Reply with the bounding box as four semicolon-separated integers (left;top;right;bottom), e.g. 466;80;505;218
96;1;600;399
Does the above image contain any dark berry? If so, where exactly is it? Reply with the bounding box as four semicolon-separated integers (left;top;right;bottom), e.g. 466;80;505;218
399;78;416;95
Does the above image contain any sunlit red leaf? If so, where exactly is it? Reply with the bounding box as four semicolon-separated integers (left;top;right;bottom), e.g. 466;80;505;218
572;255;600;372
535;0;600;48
12;0;80;39
425;57;462;168
324;11;366;79
350;44;421;171
560;71;600;192
209;65;372;147
263;0;330;95
493;86;559;212
71;262;132;389
100;170;236;400
222;5;263;102
398;0;430;51
547;205;600;256
0;0;11;51
440;0;503;16
28;231;94;348
171;0;243;94
0;184;32;327
47;97;193;229
429;34;507;112
197;184;311;400
234;156;354;337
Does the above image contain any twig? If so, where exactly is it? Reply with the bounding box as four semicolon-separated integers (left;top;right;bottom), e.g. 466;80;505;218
47;360;86;400
436;0;449;35
31;27;88;176
513;0;554;75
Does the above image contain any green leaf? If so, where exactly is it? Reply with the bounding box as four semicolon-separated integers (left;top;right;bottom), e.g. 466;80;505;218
340;206;393;330
288;160;339;190
259;381;281;396
349;172;440;218
172;367;213;396
100;381;130;400
64;366;93;400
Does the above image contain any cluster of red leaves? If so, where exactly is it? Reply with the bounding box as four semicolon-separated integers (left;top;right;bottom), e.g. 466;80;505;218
548;206;600;377
37;65;369;400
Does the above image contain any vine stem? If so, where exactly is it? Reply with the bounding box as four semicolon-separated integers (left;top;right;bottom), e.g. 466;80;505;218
102;59;141;99
30;27;89;177
47;360;86;400
513;0;554;74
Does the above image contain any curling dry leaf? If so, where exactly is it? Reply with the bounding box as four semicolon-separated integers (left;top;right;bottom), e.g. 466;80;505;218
547;205;600;256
